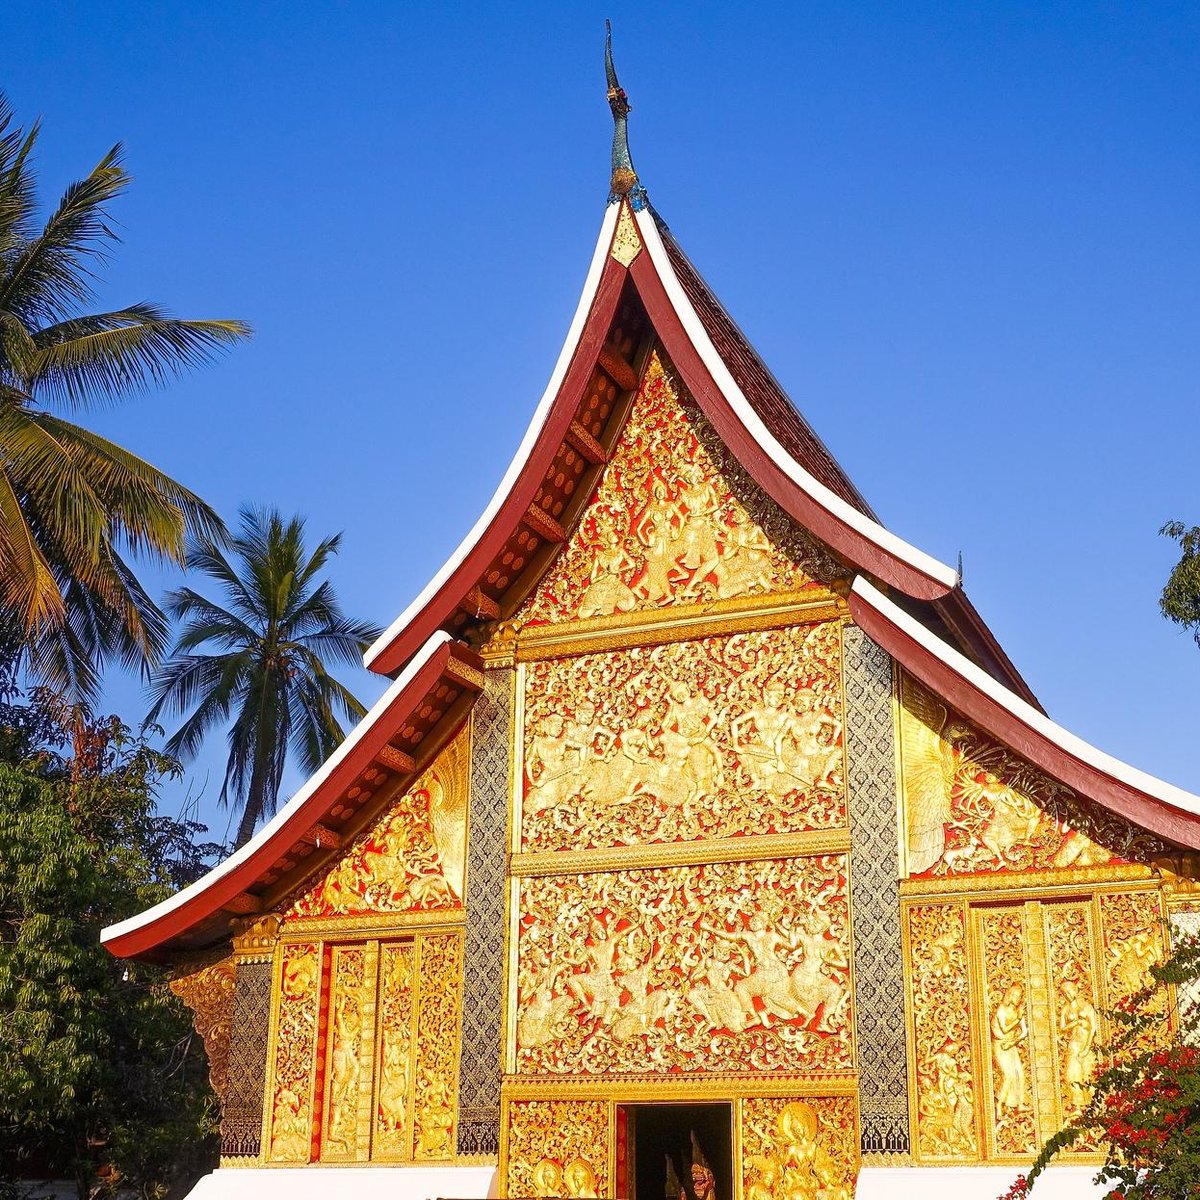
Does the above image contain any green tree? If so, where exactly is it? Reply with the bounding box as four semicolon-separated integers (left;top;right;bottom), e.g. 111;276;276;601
0;683;224;1197
1160;521;1200;644
147;506;382;847
0;93;249;700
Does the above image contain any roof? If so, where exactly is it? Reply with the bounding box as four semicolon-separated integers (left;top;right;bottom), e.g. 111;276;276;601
102;633;483;960
851;576;1200;849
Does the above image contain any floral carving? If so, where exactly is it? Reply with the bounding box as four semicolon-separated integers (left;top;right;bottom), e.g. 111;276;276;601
505;1099;609;1198
899;675;1164;877
412;932;463;1160
520;355;839;626
267;943;321;1163
323;946;367;1160
522;624;845;852
515;856;853;1075
742;1096;858;1200
374;942;415;1159
169;956;236;1102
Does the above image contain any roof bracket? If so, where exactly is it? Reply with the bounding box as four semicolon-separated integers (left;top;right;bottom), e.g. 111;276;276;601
566;420;607;465
522;503;567;543
598;341;640;391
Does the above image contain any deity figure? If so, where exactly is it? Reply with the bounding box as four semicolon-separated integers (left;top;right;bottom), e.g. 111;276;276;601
686;957;748;1033
732;681;835;799
586;726;654;810
788;913;848;1031
610;948;673;1042
564;1158;599;1199
705;912;800;1025
746;1101;849;1200
660;681;723;806
635;478;686;604
415;1072;454;1159
675;460;724;598
526;714;583;817
518;977;574;1049
921;1037;975;1154
565;918;637;1023
1111;928;1159;995
326;991;362;1150
578;521;638;618
532;1158;565;1198
1058;980;1099;1105
269;1086;311;1161
990;984;1029;1112
944;773;1043;870
713;515;776;599
376;1026;410;1136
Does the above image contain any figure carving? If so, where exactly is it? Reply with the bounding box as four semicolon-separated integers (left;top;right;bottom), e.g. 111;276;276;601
990;984;1029;1113
414;1070;454;1159
745;1100;852;1200
577;520;638;618
269;1086;311;1161
326;989;362;1151
532;1158;565;1198
1059;980;1099;1105
564;1158;599;1198
788;913;849;1031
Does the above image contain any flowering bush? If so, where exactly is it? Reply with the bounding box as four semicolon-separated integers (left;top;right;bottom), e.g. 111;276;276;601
1004;932;1199;1199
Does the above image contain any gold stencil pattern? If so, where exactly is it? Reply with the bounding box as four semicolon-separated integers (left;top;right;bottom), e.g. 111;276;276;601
505;1099;610;1198
906;904;978;1159
520;355;838;626
521;624;845;852
412;933;463;1160
515;856;853;1075
899;674;1164;877
287;731;469;919
267;943;321;1162
742;1096;859;1200
374;942;415;1159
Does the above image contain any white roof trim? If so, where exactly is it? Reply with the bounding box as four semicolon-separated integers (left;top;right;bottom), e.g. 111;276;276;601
633;209;959;591
363;204;622;671
101;631;456;947
853;575;1200;817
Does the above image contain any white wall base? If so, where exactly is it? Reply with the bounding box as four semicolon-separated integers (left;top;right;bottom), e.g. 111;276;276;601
185;1165;498;1200
857;1166;1107;1199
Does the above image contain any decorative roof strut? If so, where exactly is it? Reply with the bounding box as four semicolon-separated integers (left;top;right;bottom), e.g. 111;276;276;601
606;20;647;208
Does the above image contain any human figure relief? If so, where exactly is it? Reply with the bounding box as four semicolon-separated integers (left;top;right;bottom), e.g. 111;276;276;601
1111;928;1160;995
526;714;583;817
1058;980;1099;1106
660;681;723;806
990;984;1029;1113
327;991;362;1150
921;1037;975;1154
610;948;673;1043
788;914;848;1031
578;520;638;618
518;975;574;1049
704;912;801;1025
564;1158;599;1199
686;957;749;1033
565;918;637;1023
269;1086;311;1161
746;1102;848;1200
674;459;724;597
712;513;776;599
586;726;654;810
732;680;823;799
531;1158;565;1198
414;1071;454;1159
635;478;686;604
376;1025;410;1136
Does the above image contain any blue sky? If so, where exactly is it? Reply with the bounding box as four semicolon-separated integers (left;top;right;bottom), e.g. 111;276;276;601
5;3;1199;843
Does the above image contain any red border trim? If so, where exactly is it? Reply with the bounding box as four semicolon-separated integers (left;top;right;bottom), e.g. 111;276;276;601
851;589;1200;849
104;639;484;959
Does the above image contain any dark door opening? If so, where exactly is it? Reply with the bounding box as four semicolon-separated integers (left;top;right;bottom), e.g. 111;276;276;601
619;1103;733;1200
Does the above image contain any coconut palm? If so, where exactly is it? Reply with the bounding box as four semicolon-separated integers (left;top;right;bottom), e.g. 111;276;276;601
0;93;249;698
147;507;383;847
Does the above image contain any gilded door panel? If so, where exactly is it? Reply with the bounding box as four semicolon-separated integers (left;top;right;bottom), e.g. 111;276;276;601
373;941;416;1160
265;942;322;1163
412;932;463;1160
321;944;373;1161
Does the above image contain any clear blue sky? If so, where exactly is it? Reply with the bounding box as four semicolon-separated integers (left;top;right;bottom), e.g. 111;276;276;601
6;3;1199;843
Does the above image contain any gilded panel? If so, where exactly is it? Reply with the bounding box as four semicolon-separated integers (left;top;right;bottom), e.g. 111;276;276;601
373;941;416;1160
1099;891;1170;1046
519;354;839;627
286;730;469;920
266;943;321;1163
321;945;370;1160
521;624;845;853
169;956;236;1102
1043;903;1101;1131
505;1098;610;1199
906;904;978;1160
412;931;463;1160
977;908;1040;1158
515;856;853;1075
898;674;1164;878
742;1096;859;1200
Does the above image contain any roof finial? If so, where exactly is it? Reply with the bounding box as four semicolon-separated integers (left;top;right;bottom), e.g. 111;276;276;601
606;20;646;208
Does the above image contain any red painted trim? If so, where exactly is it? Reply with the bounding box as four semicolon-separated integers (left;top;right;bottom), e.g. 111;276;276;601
367;257;630;678
626;252;953;604
851;590;1200;849
104;640;484;959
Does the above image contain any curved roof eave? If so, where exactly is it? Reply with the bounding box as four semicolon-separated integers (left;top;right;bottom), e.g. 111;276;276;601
102;632;483;960
849;575;1200;849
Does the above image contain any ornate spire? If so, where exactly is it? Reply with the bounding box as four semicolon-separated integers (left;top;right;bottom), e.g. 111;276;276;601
606;20;646;207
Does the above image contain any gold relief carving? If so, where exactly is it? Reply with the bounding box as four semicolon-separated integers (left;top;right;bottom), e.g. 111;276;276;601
266;943;321;1163
287;731;469;920
977;908;1039;1157
742;1096;859;1200
515;856;853;1076
412;932;463;1160
610;203;642;267
520;354;840;628
169;957;236;1102
906;904;978;1160
505;1098;609;1198
231;912;282;961
1099;891;1170;1044
322;946;368;1161
521;624;845;853
898;674;1164;878
373;942;416;1159
1043;904;1101;1128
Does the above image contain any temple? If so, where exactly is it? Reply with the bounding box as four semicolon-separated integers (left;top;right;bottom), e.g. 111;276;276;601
104;30;1200;1200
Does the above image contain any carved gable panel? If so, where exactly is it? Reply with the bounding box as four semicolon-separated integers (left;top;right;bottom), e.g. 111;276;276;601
519;354;842;627
286;731;470;920
897;673;1165;879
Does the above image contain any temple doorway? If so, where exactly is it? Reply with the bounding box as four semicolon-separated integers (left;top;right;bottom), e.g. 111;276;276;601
619;1103;733;1200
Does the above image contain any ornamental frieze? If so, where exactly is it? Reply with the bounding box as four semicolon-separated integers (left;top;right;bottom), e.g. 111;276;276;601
519;354;841;627
514;855;853;1076
286;730;469;920
521;623;846;853
898;673;1165;878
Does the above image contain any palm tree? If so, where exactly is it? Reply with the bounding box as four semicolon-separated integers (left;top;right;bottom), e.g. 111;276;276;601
147;507;383;847
0;93;250;698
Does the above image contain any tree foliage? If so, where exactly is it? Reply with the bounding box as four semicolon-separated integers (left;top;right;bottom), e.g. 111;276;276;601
1160;521;1200;646
0;92;250;700
148;506;381;847
1004;935;1200;1200
0;679;223;1196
